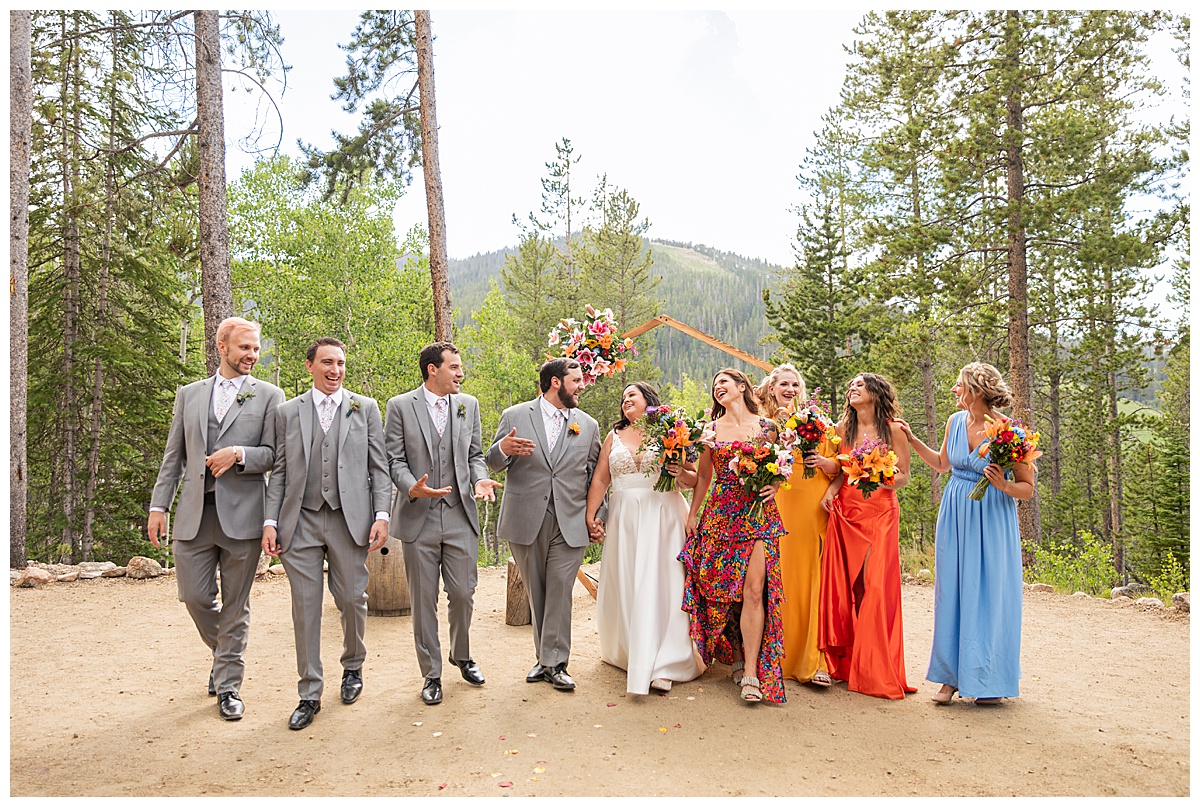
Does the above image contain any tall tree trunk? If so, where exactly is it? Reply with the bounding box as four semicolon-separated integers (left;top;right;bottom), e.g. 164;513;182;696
82;18;119;562
414;10;452;342
61;14;82;563
9;10;32;569
1002;10;1042;548
194;9;233;373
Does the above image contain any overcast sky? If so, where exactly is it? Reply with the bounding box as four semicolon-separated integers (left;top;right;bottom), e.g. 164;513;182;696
222;8;864;266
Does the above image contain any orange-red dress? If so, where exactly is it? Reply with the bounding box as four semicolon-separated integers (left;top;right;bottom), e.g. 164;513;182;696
819;483;916;699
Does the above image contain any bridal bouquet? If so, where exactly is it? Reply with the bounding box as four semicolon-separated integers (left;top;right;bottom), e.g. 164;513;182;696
638;404;708;492
778;391;837;478
726;425;795;518
547;305;636;387
968;414;1042;501
837;435;898;500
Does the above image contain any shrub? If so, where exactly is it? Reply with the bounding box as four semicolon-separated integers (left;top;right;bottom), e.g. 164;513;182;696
1146;551;1189;603
1027;530;1118;596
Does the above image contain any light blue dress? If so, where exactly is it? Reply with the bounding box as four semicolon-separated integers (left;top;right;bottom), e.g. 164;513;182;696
926;410;1023;698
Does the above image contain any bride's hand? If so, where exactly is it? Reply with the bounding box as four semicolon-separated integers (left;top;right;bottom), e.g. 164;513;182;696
664;459;682;477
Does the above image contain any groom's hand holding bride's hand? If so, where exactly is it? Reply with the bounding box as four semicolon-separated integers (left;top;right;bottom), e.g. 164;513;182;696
499;428;535;457
409;473;453;499
587;516;605;543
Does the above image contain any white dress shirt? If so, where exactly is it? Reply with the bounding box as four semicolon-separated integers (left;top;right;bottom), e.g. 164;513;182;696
422;383;450;428
497;395;569;458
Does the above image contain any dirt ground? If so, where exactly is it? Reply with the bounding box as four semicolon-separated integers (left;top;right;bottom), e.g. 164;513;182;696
8;564;1190;797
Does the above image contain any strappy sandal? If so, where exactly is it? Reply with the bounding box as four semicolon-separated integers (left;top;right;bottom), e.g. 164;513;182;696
810;670;832;688
931;685;958;705
731;660;745;686
740;675;763;703
649;678;673;692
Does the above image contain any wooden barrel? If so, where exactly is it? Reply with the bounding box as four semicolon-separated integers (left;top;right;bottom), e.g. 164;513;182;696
365;536;411;616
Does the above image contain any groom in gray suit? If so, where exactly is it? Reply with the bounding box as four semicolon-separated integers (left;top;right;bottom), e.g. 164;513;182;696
148;316;284;721
385;342;502;706
485;358;601;691
262;337;391;730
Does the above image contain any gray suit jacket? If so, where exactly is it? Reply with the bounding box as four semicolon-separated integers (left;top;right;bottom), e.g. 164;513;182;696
385;388;488;541
485;398;601;549
264;389;391;550
151;375;284;541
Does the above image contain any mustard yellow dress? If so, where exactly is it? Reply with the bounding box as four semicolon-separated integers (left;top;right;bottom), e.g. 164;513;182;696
775;437;835;682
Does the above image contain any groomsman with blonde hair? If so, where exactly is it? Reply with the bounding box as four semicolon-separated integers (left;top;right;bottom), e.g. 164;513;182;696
149;316;285;721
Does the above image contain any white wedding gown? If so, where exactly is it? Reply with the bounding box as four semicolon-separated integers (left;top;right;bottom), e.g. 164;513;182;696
596;432;704;694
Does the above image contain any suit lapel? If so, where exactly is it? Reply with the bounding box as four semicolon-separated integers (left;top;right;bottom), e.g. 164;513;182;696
216;376;252;440
411;389;435;460
529;400;552;466
196;376;215;447
337;391;355;455
298;392;313;465
451;394;469;453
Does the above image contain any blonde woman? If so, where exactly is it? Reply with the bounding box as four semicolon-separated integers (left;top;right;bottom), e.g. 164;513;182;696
755;364;835;688
895;363;1034;706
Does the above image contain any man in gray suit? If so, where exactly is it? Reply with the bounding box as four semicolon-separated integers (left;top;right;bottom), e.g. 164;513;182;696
485;358;601;691
262;337;391;730
385;342;502;706
148;316;284;721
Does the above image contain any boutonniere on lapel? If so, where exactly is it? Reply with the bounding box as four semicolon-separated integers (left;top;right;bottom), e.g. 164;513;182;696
235;390;255;406
456;402;466;419
567;422;581;436
347;397;361;417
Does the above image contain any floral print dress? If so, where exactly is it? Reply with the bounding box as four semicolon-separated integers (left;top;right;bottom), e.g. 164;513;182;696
678;438;788;702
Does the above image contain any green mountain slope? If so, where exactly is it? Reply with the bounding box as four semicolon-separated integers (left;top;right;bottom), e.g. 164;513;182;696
445;239;782;386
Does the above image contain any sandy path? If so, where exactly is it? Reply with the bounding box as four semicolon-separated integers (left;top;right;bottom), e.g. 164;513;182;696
8;566;1189;796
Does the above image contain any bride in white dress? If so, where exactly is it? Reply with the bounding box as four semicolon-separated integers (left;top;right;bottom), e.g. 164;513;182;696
585;383;705;694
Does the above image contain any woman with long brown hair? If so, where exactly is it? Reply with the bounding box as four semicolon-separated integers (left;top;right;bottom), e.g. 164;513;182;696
680;368;787;703
818;373;916;699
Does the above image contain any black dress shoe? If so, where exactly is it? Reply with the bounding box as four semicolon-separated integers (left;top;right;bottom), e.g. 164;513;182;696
421;677;443;705
526;663;549;684
448;656;486;686
217;691;244;720
546;663;575;691
341;668;363;704
208;669;216;697
288;699;321;730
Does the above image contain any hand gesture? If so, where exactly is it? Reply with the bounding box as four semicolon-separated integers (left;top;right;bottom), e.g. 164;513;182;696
262;525;281;557
409;473;452;499
890;418;914;441
758;482;780;502
803;452;836;474
368;519;389;552
147;511;168;548
819;492;835;513
499;427;535;457
664;459;683;478
473;479;503;502
686;513;699;538
587;516;605;542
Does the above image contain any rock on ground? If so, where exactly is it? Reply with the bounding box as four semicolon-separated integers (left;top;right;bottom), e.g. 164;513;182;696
102;566;126;577
1135;597;1164;608
916;569;933;582
1111;583;1152;599
57;570;80;582
1172;592;1189;613
1072;591;1090;598
18;568;53;587
126;557;163;579
1028;583;1054;593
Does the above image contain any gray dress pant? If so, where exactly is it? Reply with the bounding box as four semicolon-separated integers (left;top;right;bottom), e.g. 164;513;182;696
509;507;586;669
402;502;478;679
280;503;369;701
172;502;261;694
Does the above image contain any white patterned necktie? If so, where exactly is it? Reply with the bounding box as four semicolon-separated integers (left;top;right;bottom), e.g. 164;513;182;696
215;379;236;422
547;411;564;451
319;396;335;434
434;398;447;436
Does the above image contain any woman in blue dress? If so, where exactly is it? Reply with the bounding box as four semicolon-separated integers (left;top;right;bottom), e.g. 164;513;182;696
895;363;1036;705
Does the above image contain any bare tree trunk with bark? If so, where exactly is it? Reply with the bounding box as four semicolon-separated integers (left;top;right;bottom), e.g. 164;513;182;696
10;10;32;569
61;16;83;563
1003;11;1042;549
194;9;233;373
415;9;452;342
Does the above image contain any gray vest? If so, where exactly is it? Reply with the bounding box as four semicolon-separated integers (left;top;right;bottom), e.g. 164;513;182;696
428;406;462;509
205;402;222;493
302;405;342;511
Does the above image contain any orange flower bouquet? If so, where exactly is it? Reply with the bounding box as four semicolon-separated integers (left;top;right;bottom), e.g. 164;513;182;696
969;414;1042;501
638;404;707;492
837;435;898;500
